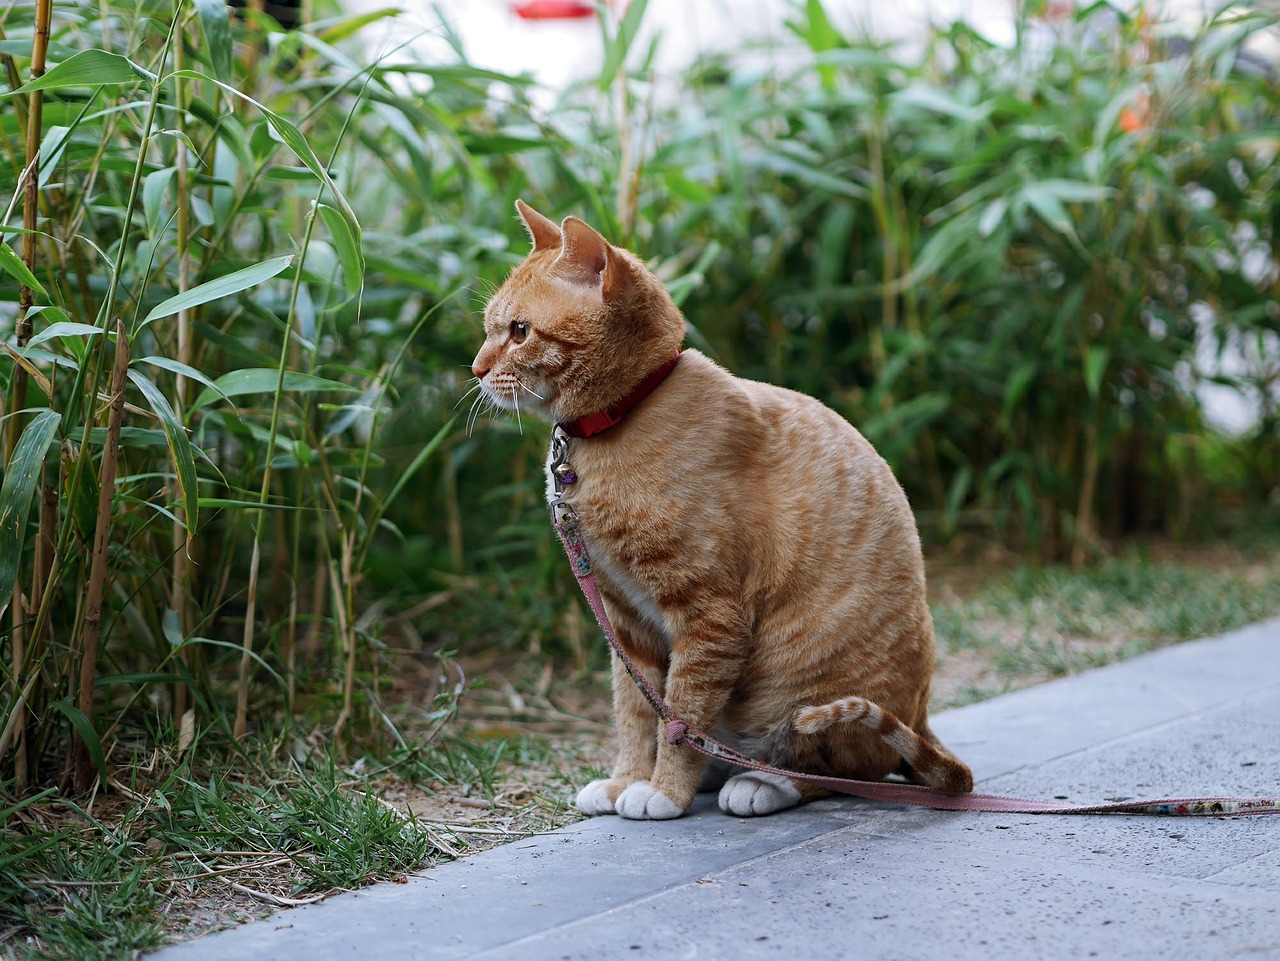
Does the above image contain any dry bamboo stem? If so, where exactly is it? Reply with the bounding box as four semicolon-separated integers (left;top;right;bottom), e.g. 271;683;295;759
5;0;53;791
1072;417;1101;570
74;322;130;793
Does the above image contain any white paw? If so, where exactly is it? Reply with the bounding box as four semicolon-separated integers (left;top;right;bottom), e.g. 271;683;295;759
718;771;801;817
615;781;685;820
576;779;618;816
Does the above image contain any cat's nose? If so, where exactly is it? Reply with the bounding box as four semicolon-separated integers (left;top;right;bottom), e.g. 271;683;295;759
471;362;488;380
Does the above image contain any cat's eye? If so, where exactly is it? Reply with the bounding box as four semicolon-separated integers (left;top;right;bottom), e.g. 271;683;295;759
510;321;530;344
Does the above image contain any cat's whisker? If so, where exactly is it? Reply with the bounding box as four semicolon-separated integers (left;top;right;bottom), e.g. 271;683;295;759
466;391;488;437
516;379;545;402
454;379;484;411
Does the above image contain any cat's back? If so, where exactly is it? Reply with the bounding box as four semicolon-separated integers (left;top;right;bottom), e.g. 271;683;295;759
572;350;919;582
665;351;908;516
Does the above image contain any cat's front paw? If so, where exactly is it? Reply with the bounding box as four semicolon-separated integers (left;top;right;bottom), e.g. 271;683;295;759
615;781;685;820
576;779;626;815
718;772;801;817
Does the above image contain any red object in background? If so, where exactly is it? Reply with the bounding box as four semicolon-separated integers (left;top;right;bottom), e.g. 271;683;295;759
512;1;596;19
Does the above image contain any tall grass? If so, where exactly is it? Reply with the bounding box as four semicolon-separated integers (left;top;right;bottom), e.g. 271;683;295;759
0;0;493;793
0;0;1277;805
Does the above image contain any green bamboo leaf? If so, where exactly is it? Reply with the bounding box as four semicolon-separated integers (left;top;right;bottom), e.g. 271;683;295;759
7;50;155;94
95;672;188;687
1002;360;1038;425
0;410;60;617
143;166;176;240
191;369;359;410
60;440;99;541
25;321;105;351
786;0;843;87
127;370;198;535
901;214;974;286
264;166;326;182
197;497;307;511
132;356;232;409
0;239;46;295
384;63;535;86
978;198;1008;238
668;241;722;309
140;255;293;328
162;607;184;647
194;0;233;84
317;203;364;298
459;134;551;155
598;0;650;90
891;84;990;123
380;417;456;517
317;6;404;43
944;465;974;534
1037;179;1114;203
171;70;362;265
39;125;74;190
750;151;866;200
15;308;86;362
49;700;107;786
1019;183;1073;236
1083;346;1109;400
184;635;286;686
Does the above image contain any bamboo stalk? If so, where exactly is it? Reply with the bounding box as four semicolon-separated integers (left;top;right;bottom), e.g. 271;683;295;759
236;193;320;738
4;0;53;793
74;322;130;793
444;451;463;571
12;479;59;786
1072;417;1101;570
234;533;262;741
328;558;355;744
4;0;51;463
9;598;27;788
171;12;194;721
29;16;174;661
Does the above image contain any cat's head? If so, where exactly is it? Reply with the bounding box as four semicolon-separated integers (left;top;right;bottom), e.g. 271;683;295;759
471;200;685;426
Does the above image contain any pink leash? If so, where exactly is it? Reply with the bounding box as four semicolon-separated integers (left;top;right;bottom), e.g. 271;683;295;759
551;477;1279;817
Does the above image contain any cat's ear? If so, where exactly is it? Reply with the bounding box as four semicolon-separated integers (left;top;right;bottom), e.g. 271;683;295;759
555;216;615;296
515;199;562;252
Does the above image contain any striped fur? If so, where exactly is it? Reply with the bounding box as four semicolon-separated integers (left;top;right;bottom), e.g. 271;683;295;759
794;697;972;794
473;200;973;819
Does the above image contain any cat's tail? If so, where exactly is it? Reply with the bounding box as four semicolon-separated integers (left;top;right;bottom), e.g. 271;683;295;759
794;696;973;794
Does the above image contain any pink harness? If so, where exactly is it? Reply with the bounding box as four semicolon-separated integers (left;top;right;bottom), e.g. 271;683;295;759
549;422;1279;818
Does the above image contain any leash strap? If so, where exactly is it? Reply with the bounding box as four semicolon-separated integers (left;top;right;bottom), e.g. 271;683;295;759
553;508;1280;818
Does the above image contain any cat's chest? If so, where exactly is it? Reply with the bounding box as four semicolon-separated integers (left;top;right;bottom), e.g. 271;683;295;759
544;437;670;640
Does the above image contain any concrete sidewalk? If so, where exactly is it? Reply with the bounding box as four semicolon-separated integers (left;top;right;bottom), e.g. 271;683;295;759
151;618;1280;961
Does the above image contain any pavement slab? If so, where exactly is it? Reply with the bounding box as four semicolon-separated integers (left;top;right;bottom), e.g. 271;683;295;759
149;617;1280;961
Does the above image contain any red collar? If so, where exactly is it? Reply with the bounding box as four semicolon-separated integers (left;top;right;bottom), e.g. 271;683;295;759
559;351;681;438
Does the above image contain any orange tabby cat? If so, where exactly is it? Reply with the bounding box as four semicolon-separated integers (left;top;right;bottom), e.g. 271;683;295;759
472;199;972;819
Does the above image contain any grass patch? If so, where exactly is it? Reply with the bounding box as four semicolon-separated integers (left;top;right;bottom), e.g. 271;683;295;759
0;734;591;960
929;532;1280;707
